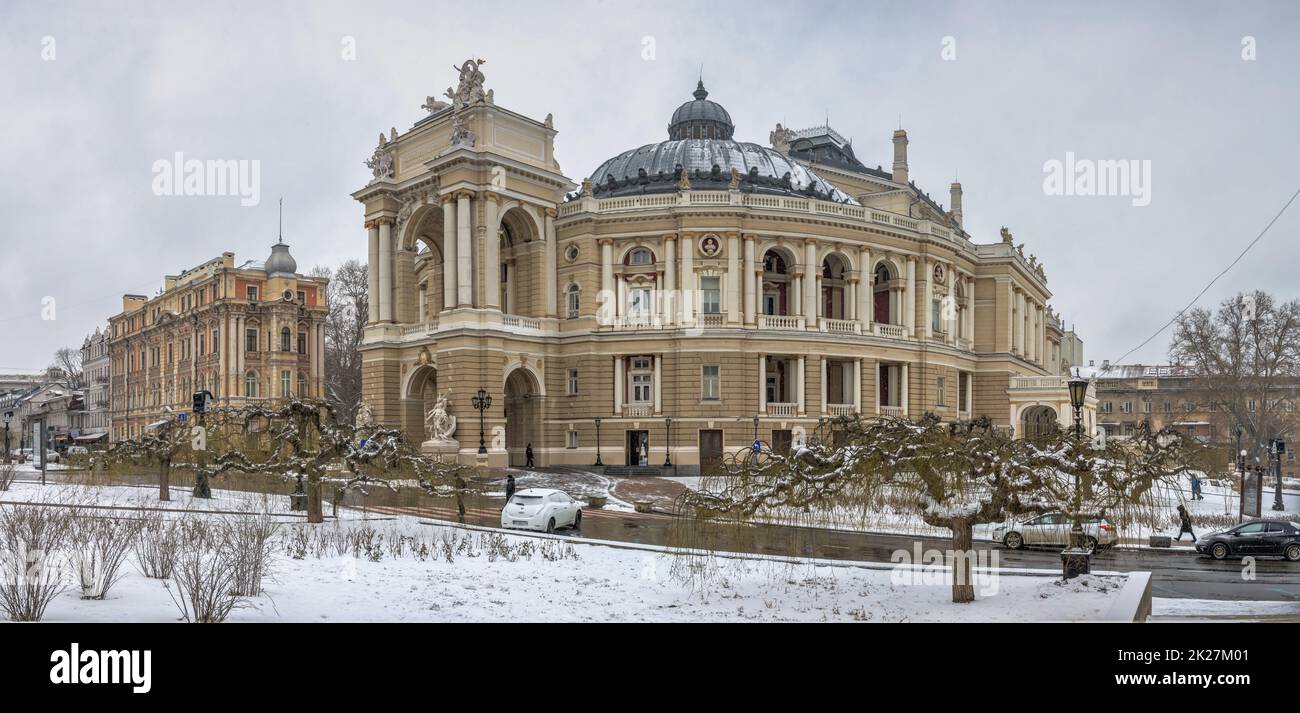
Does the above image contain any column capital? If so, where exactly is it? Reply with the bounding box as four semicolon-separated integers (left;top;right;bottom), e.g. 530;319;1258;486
375;217;396;227
364;220;378;230
598;238;615;247
452;189;475;201
662;233;677;242
480;191;503;204
544;207;558;218
741;233;757;242
439;194;455;206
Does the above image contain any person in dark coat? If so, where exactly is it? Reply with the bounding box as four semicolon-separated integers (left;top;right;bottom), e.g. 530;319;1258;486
525;443;535;468
1175;504;1195;541
504;473;516;503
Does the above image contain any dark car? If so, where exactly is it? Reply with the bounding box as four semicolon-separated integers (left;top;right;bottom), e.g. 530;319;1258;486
1195;520;1300;561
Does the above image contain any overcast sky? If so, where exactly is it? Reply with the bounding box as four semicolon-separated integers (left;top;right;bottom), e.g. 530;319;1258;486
2;0;1298;374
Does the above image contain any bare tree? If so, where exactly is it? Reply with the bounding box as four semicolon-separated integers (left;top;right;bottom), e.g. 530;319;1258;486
50;347;83;389
312;261;368;426
678;415;1204;603
1170;290;1300;451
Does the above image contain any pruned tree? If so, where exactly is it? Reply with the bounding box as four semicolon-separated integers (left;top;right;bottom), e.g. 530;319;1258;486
103;417;191;501
312;261;368;426
678;414;1205;603
1170;290;1300;451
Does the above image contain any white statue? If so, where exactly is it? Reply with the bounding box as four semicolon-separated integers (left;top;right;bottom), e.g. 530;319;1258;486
769;123;796;155
421;96;450;113
355;400;374;429
450;112;476;148
424;393;457;442
365;145;394;180
444;58;487;110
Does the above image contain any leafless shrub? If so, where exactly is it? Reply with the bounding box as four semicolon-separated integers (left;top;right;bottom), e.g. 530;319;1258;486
67;510;144;599
163;524;242;623
222;510;280;597
133;512;182;579
0;504;71;621
0;463;16;491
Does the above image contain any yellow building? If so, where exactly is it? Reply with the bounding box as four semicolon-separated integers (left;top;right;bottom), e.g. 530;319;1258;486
354;63;1095;472
108;245;328;442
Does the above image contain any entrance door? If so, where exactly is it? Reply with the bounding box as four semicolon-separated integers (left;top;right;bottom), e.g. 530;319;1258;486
699;430;723;473
771;429;793;456
626;430;649;466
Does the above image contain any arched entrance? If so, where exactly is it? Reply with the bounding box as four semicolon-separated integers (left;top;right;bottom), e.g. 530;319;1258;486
405;365;440;443
1020;405;1058;443
504;368;542;467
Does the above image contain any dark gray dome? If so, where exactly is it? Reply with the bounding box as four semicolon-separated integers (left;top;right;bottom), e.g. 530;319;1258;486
589;139;857;204
264;241;298;277
668;81;734;140
586;81;857;204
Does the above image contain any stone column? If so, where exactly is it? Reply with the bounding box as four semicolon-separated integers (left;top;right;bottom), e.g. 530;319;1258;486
923;258;933;339
680;234;695;324
544;208;558;318
378;219;393;321
741;235;756;326
455;192;473;307
1013;288;1024;356
858;246;871;329
726;233;740;324
820;358;828;414
905;257;917;336
482;194;500;309
613;356;622;414
846;276;858;321
900;362;910;416
797;355;806;415
803;239;817;325
442;197;456;312
366;223;379;323
653;355;662;415
662;235;676;325
853;359;862;413
758;354;766;411
600;239;614;324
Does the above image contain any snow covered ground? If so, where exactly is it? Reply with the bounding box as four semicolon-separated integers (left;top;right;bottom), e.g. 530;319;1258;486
0;480;1131;623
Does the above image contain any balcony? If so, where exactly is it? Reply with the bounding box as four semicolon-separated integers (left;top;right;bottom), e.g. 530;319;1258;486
399;318;439;336
758;315;805;331
1009;376;1069;390
766;402;797;418
879;405;905;418
503;315;542;331
623;403;653;418
873;323;908;339
819;318;861;335
826;403;857;417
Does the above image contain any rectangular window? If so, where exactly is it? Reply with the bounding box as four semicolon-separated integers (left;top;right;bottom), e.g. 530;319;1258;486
280;370;291;398
628;288;652;319
298;333;307;355
567;288;580;319
567;369;579;396
296;290;306;304
246;328;257;353
247;286;258;301
701;365;720;401
1248;400;1257;412
211;329;219;355
936;377;946;407
931;301;942;333
701;277;721;314
567;431;579;449
198;334;205;356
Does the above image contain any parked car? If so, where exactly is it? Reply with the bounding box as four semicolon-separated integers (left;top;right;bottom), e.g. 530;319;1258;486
500;488;582;533
1196;520;1300;561
991;512;1118;550
67;445;88;456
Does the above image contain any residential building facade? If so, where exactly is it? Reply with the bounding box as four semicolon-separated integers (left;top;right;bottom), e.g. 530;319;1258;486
107;245;329;442
78;326;112;443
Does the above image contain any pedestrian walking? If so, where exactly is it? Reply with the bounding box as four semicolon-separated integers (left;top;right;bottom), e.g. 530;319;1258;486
525;443;534;468
1190;475;1204;500
504;473;516;503
1175;504;1195;541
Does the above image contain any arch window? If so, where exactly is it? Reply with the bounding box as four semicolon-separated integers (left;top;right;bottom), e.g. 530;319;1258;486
566;284;580;319
625;247;654;266
280;327;292;353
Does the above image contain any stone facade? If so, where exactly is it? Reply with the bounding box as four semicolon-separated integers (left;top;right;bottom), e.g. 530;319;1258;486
107;248;328;442
355;66;1094;472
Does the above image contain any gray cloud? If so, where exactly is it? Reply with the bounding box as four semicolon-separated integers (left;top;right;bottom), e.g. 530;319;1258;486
2;0;1297;372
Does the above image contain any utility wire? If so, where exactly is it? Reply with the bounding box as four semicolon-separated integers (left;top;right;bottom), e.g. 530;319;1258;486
1108;188;1300;367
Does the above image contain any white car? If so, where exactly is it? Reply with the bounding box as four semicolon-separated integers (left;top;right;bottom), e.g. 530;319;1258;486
991;512;1118;550
501;488;582;533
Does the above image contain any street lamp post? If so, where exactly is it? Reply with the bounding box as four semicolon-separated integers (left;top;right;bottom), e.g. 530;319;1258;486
2;411;10;465
470;388;492;455
1066;370;1090;551
593;417;603;467
752;415;760;444
663;417;673;468
1272;438;1286;511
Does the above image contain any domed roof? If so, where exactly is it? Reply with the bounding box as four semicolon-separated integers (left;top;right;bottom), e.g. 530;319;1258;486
587;82;856;204
264;241;298;277
668;81;734;140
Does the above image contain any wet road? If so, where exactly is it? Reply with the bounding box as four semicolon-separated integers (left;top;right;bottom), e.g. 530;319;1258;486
366;498;1300;602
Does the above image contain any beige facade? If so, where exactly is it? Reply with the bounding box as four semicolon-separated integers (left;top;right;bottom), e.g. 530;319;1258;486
108;248;328;442
356;67;1093;472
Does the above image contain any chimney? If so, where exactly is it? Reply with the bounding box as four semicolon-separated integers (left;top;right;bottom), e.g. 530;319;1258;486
949;181;963;225
892;129;909;185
